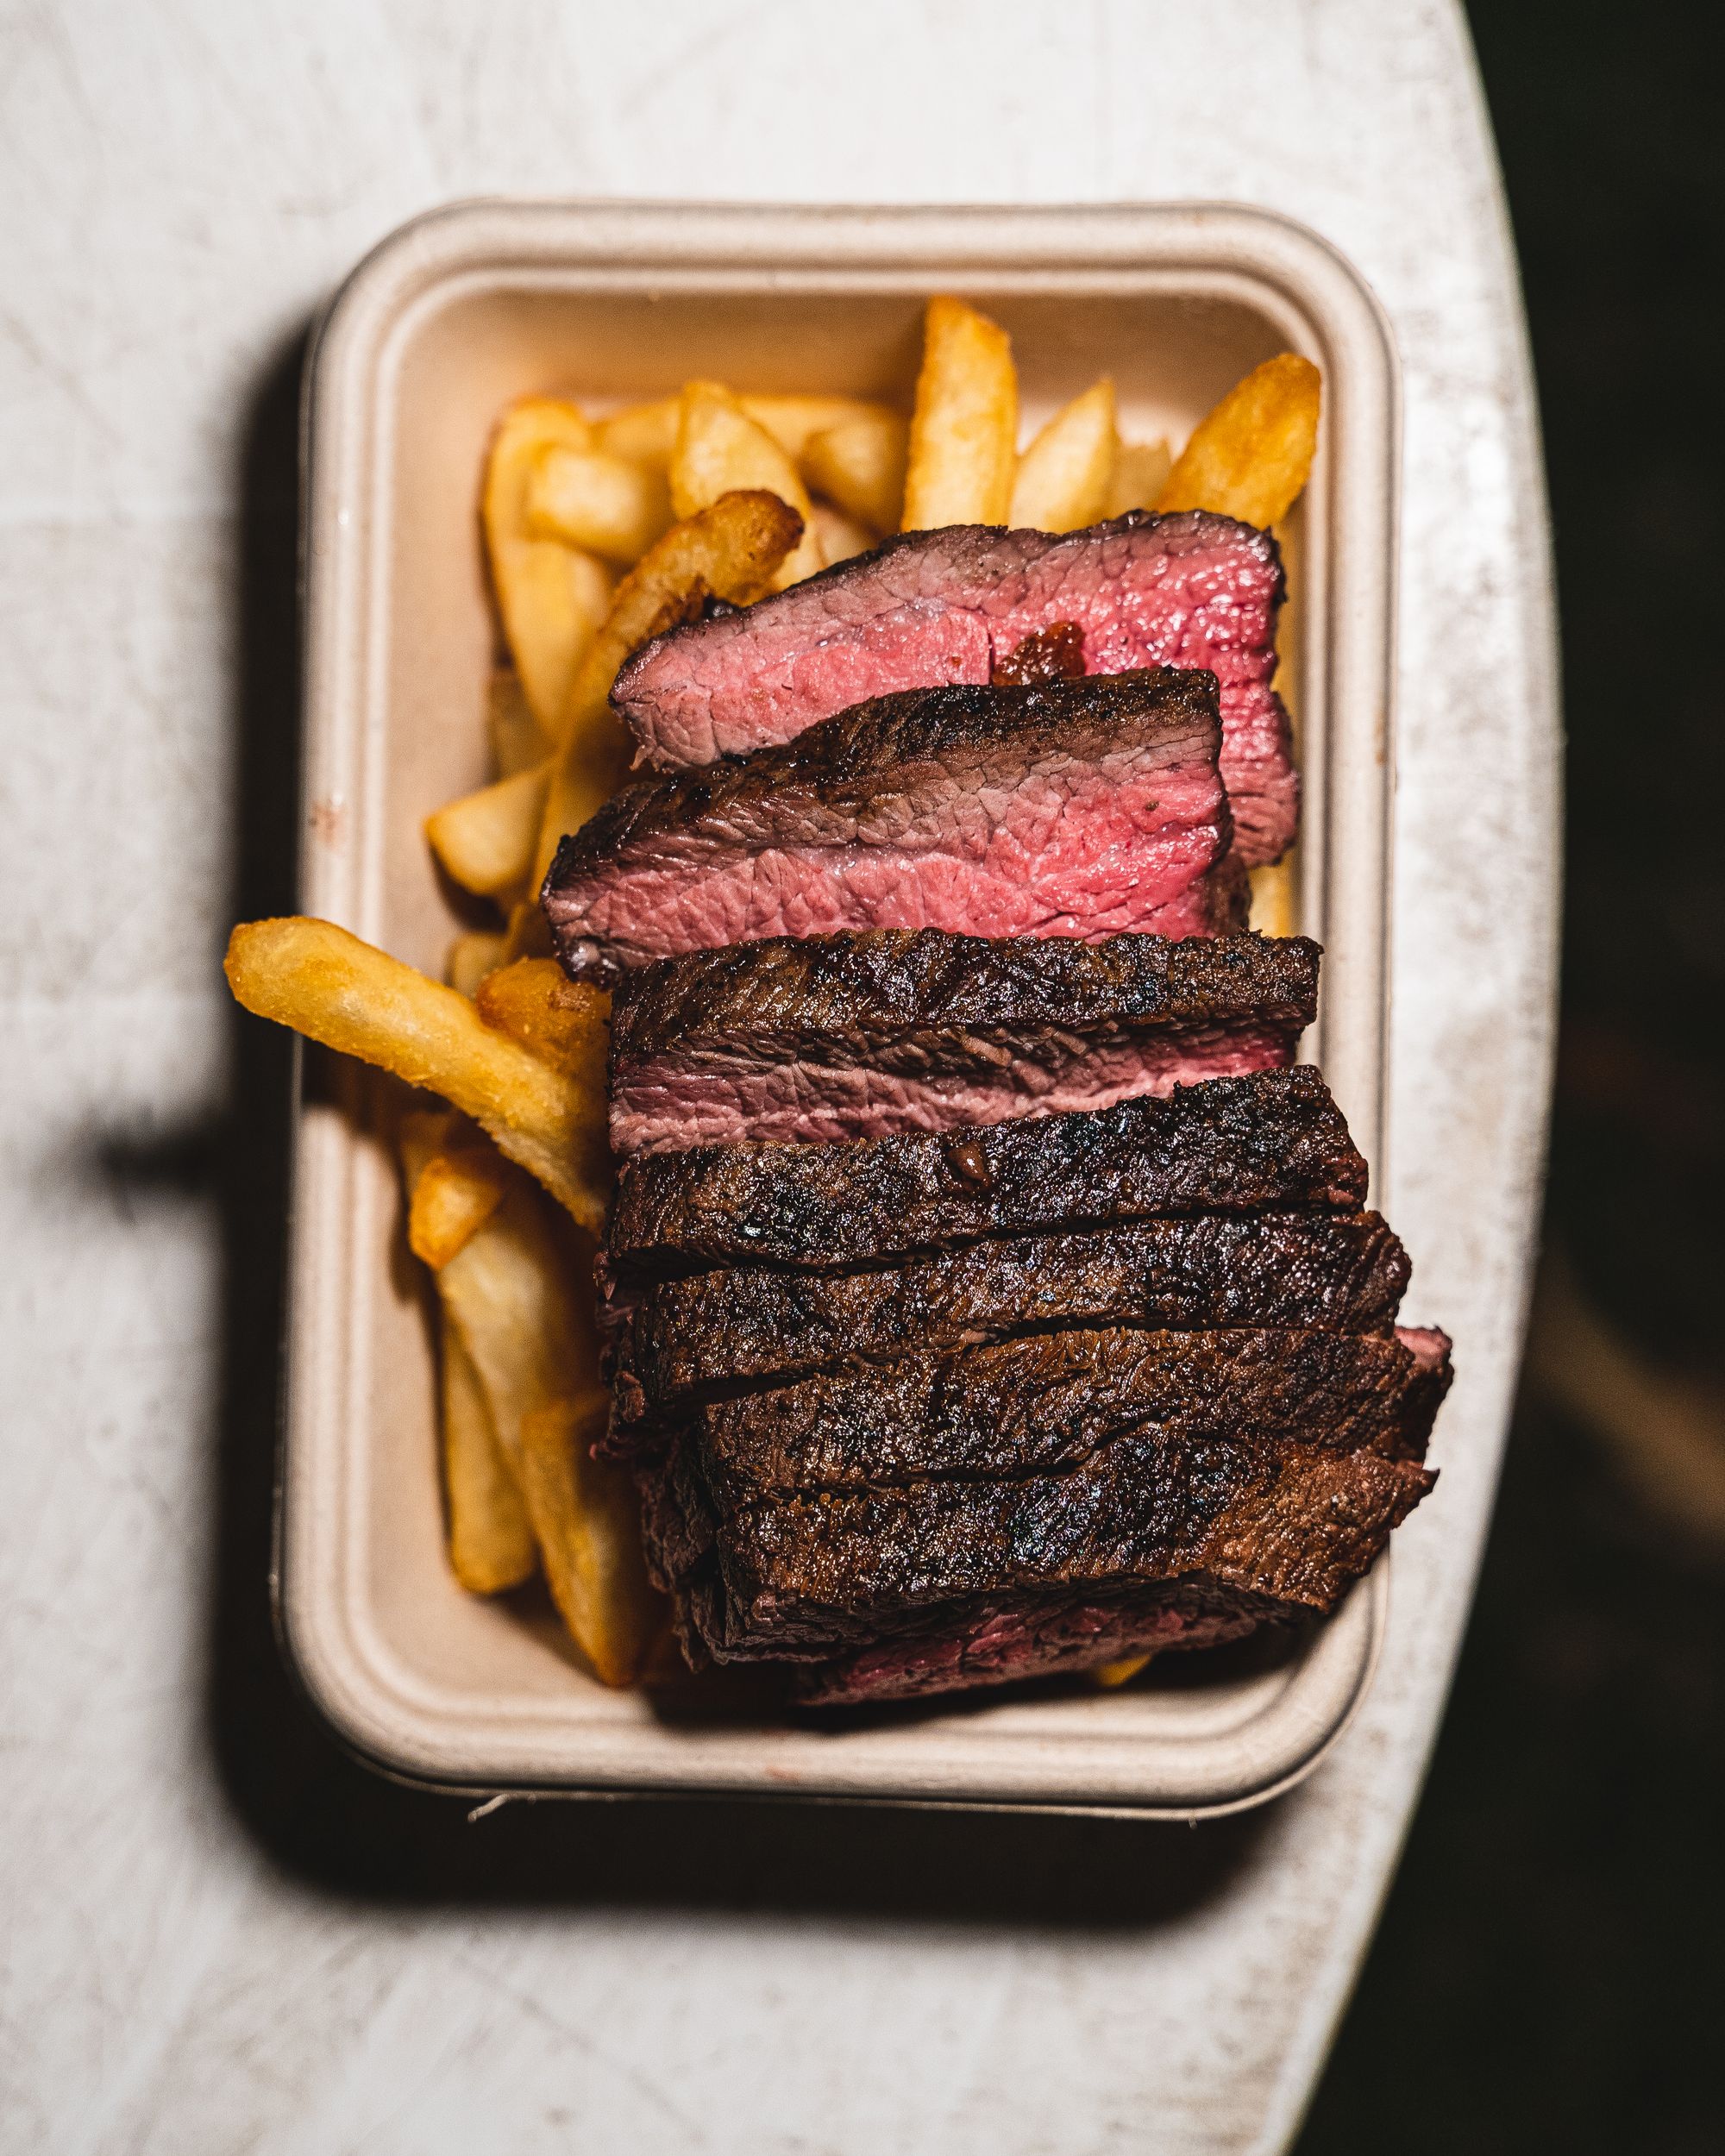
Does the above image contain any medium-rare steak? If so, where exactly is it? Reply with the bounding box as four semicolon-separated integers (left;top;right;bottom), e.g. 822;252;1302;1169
651;1435;1434;1662
606;927;1318;1156
605;1209;1409;1424
605;1067;1368;1281
681;1325;1452;1508
610;511;1298;865
543;669;1232;983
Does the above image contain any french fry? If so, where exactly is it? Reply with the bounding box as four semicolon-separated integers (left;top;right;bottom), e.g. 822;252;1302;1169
1008;378;1118;533
518;1395;662;1688
446;929;509;998
411;1143;512;1269
475;959;609;1090
1248;859;1299;938
901;296;1018;530
487;668;546;778
595;396;681;470
482;399;615;732
1105;438;1174;519
526;445;673;565
801;409;909;535
810;498;877;568
224;917;610;1232
1156;354;1322;528
424;761;551;899
1092;1654;1151;1689
532;491;803;891
741;393;897;461
441;1301;538;1593
398;1112;537;1595
670;380;824;588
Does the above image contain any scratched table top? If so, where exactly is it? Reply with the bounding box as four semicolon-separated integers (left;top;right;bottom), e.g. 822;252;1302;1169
0;4;1555;2150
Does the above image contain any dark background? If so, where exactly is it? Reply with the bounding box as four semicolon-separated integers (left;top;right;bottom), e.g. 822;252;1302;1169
1298;5;1725;2149
207;5;1725;2146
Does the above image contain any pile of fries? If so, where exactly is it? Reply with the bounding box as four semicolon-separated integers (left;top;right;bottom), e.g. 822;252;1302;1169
224;298;1320;1689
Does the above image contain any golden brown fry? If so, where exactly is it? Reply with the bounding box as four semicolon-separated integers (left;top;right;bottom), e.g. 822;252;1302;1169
531;491;803;890
810;498;877;568
1247;859;1298;938
1009;378;1117;533
224;917;609;1232
1156;354;1322;528
486;668;546;778
475;959;609;1090
446;929;509;999
424;761;551;899
595;396;681;470
670;380;823;588
1092;1654;1151;1689
482;399;615;732
901;296;1018;530
1104;438;1175;519
518;1394;662;1688
441;1310;537;1594
410;1144;512;1269
801;409;909;535
526;445;673;565
741;393;897;461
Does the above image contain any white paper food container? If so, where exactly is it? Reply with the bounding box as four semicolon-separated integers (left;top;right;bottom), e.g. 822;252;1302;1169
282;199;1399;1815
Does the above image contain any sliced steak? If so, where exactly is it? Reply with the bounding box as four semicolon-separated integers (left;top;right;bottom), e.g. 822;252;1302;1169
543;669;1231;984
605;1209;1409;1425
681;1325;1451;1509
611;511;1298;864
605;1066;1368;1282
659;1438;1433;1662
606;928;1317;1156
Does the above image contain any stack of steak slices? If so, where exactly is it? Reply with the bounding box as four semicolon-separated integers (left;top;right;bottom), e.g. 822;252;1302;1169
539;510;1451;1708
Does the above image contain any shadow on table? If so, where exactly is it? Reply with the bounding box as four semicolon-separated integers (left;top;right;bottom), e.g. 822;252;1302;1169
121;323;1276;1930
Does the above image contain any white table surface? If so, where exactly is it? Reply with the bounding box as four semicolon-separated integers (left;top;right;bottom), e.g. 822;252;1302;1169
0;4;1557;2151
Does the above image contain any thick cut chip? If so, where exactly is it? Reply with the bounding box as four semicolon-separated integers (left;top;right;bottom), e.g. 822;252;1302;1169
669;381;823;589
224;917;609;1232
810;498;876;567
1248;859;1299;938
518;1394;662;1687
1157;354;1322;528
411;1143;512;1269
741;393;898;460
476;958;608;1090
527;446;673;565
440;1302;537;1593
801;409;909;535
595;396;681;470
901;296;1018;530
482;398;615;731
1105;438;1174;518
425;761;551;899
1009;379;1117;533
487;668;546;778
531;491;803;890
447;928;509;998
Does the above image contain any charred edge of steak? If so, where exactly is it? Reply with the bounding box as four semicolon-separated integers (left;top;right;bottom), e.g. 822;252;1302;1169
601;1210;1412;1429
608;929;1320;1067
605;1067;1370;1282
549;666;1222;881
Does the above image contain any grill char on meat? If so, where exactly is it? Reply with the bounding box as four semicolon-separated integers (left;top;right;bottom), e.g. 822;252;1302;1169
605;1067;1369;1282
603;1208;1410;1428
609;510;1298;865
543;668;1233;984
605;928;1318;1156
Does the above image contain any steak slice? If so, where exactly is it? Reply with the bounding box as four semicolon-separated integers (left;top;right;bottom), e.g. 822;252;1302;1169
605;1209;1409;1426
543;669;1232;984
605;1066;1368;1282
654;1437;1434;1662
610;510;1298;865
606;927;1317;1156
683;1325;1452;1508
